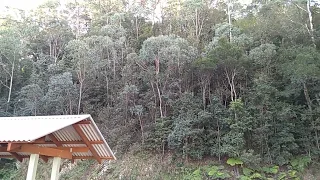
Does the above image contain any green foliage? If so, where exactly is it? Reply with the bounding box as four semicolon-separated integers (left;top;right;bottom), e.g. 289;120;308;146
243;168;254;176
261;165;279;175
184;168;202;180
290;156;311;172
60;160;96;180
0;159;17;180
287;170;299;179
183;165;231;180
206;165;231;179
240;150;262;168
227;158;243;166
144;117;173;152
1;0;320;179
277;172;287;180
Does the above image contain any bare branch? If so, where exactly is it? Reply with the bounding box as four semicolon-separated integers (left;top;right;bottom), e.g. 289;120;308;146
287;19;311;35
0;80;9;89
135;60;148;71
293;3;307;13
0;64;11;76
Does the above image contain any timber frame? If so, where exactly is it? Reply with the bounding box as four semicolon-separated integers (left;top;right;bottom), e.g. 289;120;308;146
0;115;116;180
0;119;114;162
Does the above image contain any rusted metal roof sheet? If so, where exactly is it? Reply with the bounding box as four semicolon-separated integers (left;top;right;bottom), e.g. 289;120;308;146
0;115;116;162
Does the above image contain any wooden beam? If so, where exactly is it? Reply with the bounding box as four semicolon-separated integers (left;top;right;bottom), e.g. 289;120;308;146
48;134;62;147
0;155;113;160
40;155;48;163
32;140;104;145
0;155;114;161
0;155;15;158
9;152;23;162
7;143;21;151
53;147;89;153
20;144;72;159
75;120;91;124
73;156;114;160
0;146;89;153
72;124;102;163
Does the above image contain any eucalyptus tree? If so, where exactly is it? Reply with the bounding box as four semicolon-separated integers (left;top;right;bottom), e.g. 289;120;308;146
181;0;208;44
130;104;145;144
287;0;317;47
168;93;204;159
163;0;183;34
65;39;89;114
82;25;127;106
125;1;152;40
249;43;277;74
139;35;197;118
121;84;139;124
0;27;24;104
204;38;247;102
164;0;225;49
43;72;78;115
29;0;74;62
281;46;320;151
16;84;43;116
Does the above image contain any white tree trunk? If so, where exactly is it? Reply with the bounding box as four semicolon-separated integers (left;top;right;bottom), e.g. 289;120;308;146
227;0;232;42
77;81;83;115
7;61;14;103
156;80;164;118
307;0;316;47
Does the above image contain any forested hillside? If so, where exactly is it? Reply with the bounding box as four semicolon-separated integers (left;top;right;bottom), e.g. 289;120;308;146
1;0;320;179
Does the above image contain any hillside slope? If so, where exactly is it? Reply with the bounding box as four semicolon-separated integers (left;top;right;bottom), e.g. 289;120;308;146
2;151;319;180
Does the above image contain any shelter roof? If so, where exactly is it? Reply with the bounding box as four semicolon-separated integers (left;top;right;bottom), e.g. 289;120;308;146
0;115;115;163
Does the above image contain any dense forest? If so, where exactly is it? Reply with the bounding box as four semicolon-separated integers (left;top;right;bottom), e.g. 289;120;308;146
1;0;320;179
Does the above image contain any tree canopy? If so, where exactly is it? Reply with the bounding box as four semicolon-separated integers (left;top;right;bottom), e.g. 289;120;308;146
1;0;320;171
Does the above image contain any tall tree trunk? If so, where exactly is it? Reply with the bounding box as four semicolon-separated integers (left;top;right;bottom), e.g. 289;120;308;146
113;50;116;80
125;93;128;124
217;118;221;162
77;80;83;115
303;81;320;150
202;84;206;110
225;67;236;101
77;62;85;115
307;0;316;47
150;82;157;121
231;69;237;100
34;96;37;116
7;61;14;103
303;82;312;111
135;16;139;40
139;115;144;144
76;0;80;39
195;8;198;41
227;0;232;42
156;79;164;118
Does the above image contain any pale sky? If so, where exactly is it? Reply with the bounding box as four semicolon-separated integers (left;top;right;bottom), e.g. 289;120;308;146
1;0;254;11
0;0;44;10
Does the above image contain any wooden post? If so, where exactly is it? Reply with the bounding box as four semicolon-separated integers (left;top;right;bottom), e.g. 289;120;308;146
26;154;39;180
50;157;61;180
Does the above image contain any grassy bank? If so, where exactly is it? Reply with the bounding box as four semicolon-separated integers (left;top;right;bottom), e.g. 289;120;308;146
2;151;319;180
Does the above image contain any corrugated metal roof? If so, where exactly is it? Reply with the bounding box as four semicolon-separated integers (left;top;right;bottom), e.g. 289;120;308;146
0;115;90;142
0;114;116;162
